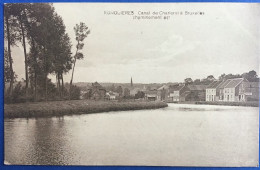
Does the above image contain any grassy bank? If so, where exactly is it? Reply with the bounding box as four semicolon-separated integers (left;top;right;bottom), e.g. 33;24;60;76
195;101;259;107
4;100;168;119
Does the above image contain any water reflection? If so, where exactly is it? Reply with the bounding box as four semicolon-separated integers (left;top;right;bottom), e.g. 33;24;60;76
4;104;259;166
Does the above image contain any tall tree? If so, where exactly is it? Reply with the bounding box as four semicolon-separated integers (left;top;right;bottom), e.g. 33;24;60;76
49;13;72;98
69;22;90;99
25;3;57;101
184;78;193;85
4;4;20;100
242;70;258;82
116;86;123;96
9;3;30;101
4;48;16;89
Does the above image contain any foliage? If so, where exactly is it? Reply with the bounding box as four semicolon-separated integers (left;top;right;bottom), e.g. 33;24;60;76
4;3;73;103
123;88;130;97
70;22;91;98
116;86;123;96
70;85;81;100
135;91;145;99
184;78;193;85
4;48;17;84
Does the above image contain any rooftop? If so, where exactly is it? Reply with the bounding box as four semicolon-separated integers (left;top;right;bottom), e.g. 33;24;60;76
225;78;244;88
187;85;207;91
242;81;259;88
157;85;169;90
218;79;232;89
169;85;185;92
145;90;158;95
207;81;223;89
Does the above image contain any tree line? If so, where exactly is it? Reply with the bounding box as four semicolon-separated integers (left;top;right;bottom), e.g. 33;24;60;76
4;3;90;103
184;70;259;85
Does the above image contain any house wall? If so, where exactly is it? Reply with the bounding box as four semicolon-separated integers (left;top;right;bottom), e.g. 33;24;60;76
219;89;224;101
223;88;236;102
238;83;259;101
169;91;180;101
206;88;217;101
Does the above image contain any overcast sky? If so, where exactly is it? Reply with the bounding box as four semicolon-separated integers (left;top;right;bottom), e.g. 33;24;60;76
11;3;260;83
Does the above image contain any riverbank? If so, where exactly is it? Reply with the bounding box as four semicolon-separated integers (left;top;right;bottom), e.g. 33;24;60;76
4;100;168;119
167;101;259;107
195;101;259;107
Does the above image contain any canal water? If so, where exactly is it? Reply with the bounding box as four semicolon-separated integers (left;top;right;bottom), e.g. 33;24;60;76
4;104;259;166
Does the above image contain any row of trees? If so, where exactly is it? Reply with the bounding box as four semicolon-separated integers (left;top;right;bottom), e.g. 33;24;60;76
4;3;90;103
184;70;258;85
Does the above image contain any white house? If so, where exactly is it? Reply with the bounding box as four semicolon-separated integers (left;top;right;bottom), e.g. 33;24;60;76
205;81;222;101
106;91;119;100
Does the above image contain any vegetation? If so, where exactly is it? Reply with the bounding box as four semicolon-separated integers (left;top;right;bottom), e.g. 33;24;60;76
4;3;84;103
4;100;168;119
69;22;90;99
184;70;259;86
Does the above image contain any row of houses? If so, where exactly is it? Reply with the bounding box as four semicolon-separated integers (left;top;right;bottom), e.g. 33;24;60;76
205;78;259;102
144;84;208;102
81;79;259;102
144;78;259;102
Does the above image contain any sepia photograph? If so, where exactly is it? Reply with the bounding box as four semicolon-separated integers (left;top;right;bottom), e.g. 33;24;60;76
3;2;260;167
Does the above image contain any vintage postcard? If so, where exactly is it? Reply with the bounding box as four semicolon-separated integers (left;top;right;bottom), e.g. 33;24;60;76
3;3;259;167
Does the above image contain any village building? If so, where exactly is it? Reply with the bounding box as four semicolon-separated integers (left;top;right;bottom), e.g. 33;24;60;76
106;91;119;100
129;77;142;96
144;90;158;101
169;85;187;102
238;81;259;101
217;79;232;101
205;78;259;102
223;78;246;102
183;85;207;101
205;81;223;101
87;82;106;100
157;85;171;101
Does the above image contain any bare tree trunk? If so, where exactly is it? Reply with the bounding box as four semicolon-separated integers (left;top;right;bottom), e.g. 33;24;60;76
20;15;29;102
34;73;37;101
43;47;48;102
69;40;79;100
5;15;14;101
69;58;77;98
58;73;61;99
56;74;58;90
56;73;59;98
61;73;64;99
32;39;37;101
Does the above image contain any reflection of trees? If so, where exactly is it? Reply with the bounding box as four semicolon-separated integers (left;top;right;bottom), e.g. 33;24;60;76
32;117;68;165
